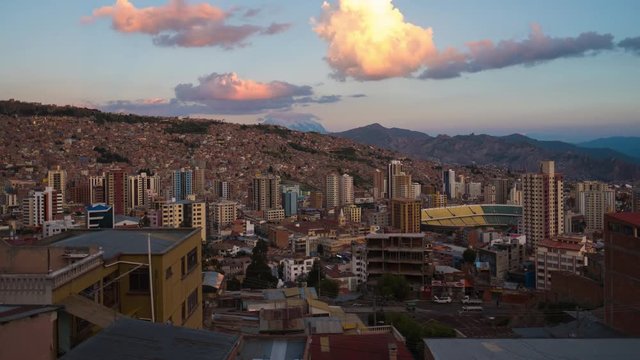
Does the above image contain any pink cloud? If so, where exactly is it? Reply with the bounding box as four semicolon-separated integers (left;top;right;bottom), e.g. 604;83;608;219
84;0;290;48
175;73;311;101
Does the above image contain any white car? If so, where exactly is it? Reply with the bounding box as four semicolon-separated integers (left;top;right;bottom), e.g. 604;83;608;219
432;296;452;304
461;296;483;305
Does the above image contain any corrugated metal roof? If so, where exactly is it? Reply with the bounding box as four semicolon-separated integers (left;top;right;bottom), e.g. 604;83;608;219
61;318;239;360
424;338;640;360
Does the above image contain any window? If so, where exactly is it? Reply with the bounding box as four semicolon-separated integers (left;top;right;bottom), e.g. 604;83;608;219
186;248;198;273
165;266;173;280
186;289;198;318
181;257;186;276
129;269;150;292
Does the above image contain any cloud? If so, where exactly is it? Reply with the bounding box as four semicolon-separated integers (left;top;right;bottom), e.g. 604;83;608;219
619;36;640;54
83;0;289;48
420;25;615;79
313;1;616;81
312;0;436;81
100;73;341;115
261;22;292;35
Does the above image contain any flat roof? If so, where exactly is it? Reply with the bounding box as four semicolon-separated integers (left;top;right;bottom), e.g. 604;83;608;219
606;212;640;226
366;233;425;239
238;336;307;360
49;229;198;259
0;305;59;324
61;318;239;360
424;338;640;360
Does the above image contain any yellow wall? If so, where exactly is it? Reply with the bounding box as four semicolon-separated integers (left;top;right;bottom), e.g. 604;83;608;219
52;230;203;330
115;232;202;328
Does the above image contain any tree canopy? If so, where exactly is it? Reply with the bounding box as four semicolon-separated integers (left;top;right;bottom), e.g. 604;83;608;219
377;274;411;301
244;239;277;289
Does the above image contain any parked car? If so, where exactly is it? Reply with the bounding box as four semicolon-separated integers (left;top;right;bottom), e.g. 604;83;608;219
461;295;483;305
432;296;452;304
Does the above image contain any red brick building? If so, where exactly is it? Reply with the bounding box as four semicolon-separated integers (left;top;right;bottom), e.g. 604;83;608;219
604;213;640;336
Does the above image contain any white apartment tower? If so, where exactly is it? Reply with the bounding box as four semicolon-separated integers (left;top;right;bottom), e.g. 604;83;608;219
575;181;615;232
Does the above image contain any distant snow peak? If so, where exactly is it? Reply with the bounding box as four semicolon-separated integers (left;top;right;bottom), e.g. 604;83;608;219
260;113;327;133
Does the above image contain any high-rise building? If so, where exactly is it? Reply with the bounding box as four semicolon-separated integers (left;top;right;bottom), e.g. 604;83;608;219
69;178;91;205
214;180;229;200
391;199;422;233
210;200;238;232
252;174;281;211
373;169;385;199
412;182;422;200
604;213;640;336
340;174;354;206
387;160;404;199
426;192;447;208
127;172;161;211
442;169;456;200
89;175;105;204
47;165;67;203
325;174;340;209
193;167;206;196
465;182;482;200
171;168;193;201
509;181;523;205
392;173;413;200
105;168;127;215
160;200;207;242
282;191;298;217
484;185;496;204
343;204;362;223
21;187;63;227
309;191;323;209
523;161;564;248
492;179;510;204
575;181;615;232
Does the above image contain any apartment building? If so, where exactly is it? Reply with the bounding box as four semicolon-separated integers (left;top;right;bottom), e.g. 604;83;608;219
366;233;432;285
535;234;590;290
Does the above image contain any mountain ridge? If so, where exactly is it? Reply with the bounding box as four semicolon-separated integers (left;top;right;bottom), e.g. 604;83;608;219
333;123;640;181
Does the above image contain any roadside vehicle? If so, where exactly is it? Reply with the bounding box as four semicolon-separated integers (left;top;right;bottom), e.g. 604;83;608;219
432;296;452;304
461;295;483;305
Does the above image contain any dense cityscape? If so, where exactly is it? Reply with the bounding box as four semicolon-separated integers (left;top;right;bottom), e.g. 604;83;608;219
1;1;640;360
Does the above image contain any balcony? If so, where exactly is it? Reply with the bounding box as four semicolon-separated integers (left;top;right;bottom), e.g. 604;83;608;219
0;251;104;305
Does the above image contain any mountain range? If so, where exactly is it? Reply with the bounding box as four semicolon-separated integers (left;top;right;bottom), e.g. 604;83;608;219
578;137;640;160
333;123;640;182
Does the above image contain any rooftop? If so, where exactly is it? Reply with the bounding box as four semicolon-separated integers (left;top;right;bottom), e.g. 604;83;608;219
237;336;307;360
538;239;584;252
61;318;239;360
606;212;640;226
424;338;640;360
47;229;198;260
309;333;412;360
0;305;59;324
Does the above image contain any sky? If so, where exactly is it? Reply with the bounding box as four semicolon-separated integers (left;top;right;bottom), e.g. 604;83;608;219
1;0;639;142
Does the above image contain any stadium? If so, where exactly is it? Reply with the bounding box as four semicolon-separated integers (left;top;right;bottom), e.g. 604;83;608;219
421;204;522;231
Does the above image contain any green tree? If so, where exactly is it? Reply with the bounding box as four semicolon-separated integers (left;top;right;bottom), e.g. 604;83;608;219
244;239;277;289
307;260;323;289
319;279;340;298
463;248;477;264
226;277;241;291
377;274;411;301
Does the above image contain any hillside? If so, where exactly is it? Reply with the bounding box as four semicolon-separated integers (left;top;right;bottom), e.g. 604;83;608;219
334;124;640;181
0;101;451;199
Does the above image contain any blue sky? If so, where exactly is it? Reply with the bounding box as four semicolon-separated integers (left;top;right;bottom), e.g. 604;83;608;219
0;0;639;142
